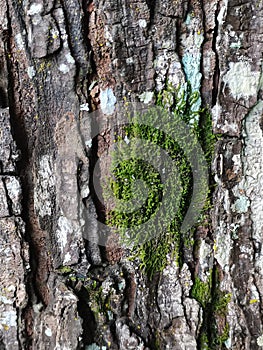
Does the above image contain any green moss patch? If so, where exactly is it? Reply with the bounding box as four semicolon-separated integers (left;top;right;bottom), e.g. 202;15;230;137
104;83;213;278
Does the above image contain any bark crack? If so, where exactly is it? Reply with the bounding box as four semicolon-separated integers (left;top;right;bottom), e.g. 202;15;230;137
212;0;221;107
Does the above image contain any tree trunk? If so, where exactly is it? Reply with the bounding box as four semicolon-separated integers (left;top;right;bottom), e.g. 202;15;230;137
0;0;262;349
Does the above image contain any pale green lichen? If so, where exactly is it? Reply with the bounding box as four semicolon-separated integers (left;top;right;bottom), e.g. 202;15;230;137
138;91;154;104
100;88;117;115
182;52;202;112
181;14;204;113
85;344;107;350
232;195;250;213
230;41;242;49
223;61;260;100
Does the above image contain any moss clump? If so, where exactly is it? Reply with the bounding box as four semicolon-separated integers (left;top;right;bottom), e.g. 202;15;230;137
217;323;230;345
192;267;231;349
106;83;210;278
191;273;212;308
199;332;210;350
57;265;73;274
214;291;232;316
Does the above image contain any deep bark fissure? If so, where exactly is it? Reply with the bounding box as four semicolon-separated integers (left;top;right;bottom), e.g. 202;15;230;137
211;0;221;107
4;5;42;346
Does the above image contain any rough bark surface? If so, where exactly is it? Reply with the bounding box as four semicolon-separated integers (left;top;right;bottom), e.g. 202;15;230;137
0;0;262;349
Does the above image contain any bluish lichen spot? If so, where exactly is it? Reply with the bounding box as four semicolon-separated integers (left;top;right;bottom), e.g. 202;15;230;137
100;88;117;115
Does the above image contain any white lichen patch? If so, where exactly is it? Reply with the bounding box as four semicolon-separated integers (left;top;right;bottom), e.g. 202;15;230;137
214;222;232;272
126;57;134;64
242;101;263;238
100;88;117;115
32;302;43;313
138;91;154;104
56;216;73;250
199;240;213;281
27;3;43;16
250;283;260;302
85;139;92;148
138;19;147;28
50;28;59;40
80;103;90;112
59;27;68;44
229;29;243;50
65;52;75;64
27;66;36;79
179;263;193;295
63;252;72;264
0;310;17;327
242;101;263;273
223;61;260;100
0;296;12;305
34;155;55;217
232;154;241;174
257;334;263;347
230;40;242;49
45;327;52;337
158;262;184;325
124;135;130;145
58;63;70;74
31;14;41;26
211;103;222;130
0;179;9;217
154;52;185;92
224;337;232;349
217;0;229;26
15;33;24;50
104;26;113;43
5;177;22;215
203;50;216;79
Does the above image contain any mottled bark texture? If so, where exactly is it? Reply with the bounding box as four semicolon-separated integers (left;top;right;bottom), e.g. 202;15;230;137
0;0;262;349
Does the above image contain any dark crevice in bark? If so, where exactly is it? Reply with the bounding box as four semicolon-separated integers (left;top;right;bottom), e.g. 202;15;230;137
109;321;118;347
175;19;182;60
61;0;92;101
194;264;219;350
157;12;180;20
145;273;161;348
0;339;6;350
1;177;12;215
75;286;97;347
88;135;106;225
145;0;156;27
81;0;98;107
46;9;64;58
4;3;49;345
0;86;8;108
212;0;221;107
253;275;263;327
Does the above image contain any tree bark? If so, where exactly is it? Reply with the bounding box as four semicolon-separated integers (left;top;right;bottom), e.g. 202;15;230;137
0;0;262;349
